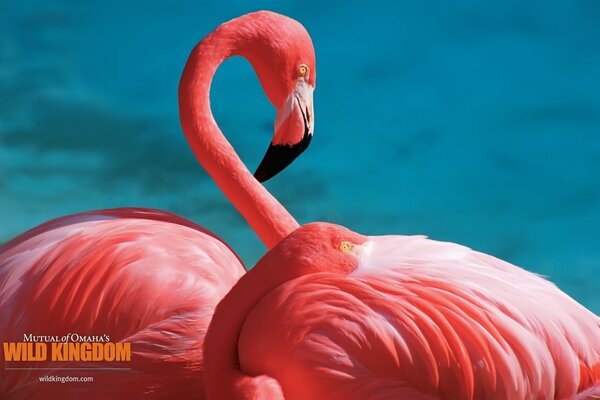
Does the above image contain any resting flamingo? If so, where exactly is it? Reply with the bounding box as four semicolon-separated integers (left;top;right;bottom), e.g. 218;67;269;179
0;11;315;399
202;27;600;400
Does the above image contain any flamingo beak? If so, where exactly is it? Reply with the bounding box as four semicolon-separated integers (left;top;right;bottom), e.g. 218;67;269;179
254;80;314;182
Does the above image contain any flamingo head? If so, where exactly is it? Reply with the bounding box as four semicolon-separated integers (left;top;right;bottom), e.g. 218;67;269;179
243;12;316;182
256;222;368;275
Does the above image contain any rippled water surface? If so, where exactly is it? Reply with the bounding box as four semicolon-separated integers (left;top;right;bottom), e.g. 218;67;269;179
1;1;599;312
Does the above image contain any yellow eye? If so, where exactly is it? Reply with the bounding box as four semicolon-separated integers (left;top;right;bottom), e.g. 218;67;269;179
297;64;309;77
339;241;354;253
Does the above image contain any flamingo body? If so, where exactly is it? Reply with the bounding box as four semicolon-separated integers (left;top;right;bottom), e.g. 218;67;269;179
205;223;600;400
1;208;244;399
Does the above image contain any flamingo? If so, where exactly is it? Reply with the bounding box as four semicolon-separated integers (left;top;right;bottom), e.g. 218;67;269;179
0;11;315;399
205;231;600;400
201;30;600;400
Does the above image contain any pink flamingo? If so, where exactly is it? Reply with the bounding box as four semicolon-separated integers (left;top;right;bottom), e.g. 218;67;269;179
205;230;600;399
201;30;600;400
0;11;315;399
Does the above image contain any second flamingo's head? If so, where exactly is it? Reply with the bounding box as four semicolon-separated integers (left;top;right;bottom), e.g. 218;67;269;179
237;12;316;182
255;222;369;275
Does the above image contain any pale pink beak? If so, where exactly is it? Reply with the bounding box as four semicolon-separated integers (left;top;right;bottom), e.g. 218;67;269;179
254;80;314;182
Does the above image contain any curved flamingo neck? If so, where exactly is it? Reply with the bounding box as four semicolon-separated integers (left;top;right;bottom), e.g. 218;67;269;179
178;17;299;250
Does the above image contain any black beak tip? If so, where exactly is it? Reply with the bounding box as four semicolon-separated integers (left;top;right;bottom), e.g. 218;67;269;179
253;134;312;183
253;165;272;183
253;145;293;183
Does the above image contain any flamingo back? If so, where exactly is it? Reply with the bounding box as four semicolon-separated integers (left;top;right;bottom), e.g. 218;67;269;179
0;208;245;399
237;235;600;400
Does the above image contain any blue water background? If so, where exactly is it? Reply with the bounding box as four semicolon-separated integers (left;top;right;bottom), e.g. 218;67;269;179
1;1;599;312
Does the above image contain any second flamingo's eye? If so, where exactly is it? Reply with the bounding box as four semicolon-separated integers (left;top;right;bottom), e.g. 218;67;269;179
339;241;354;253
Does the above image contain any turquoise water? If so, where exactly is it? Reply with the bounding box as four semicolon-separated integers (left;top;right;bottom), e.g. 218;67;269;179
1;1;599;312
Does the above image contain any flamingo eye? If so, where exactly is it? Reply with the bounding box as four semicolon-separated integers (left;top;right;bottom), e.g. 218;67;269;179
339;241;354;253
297;64;309;77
